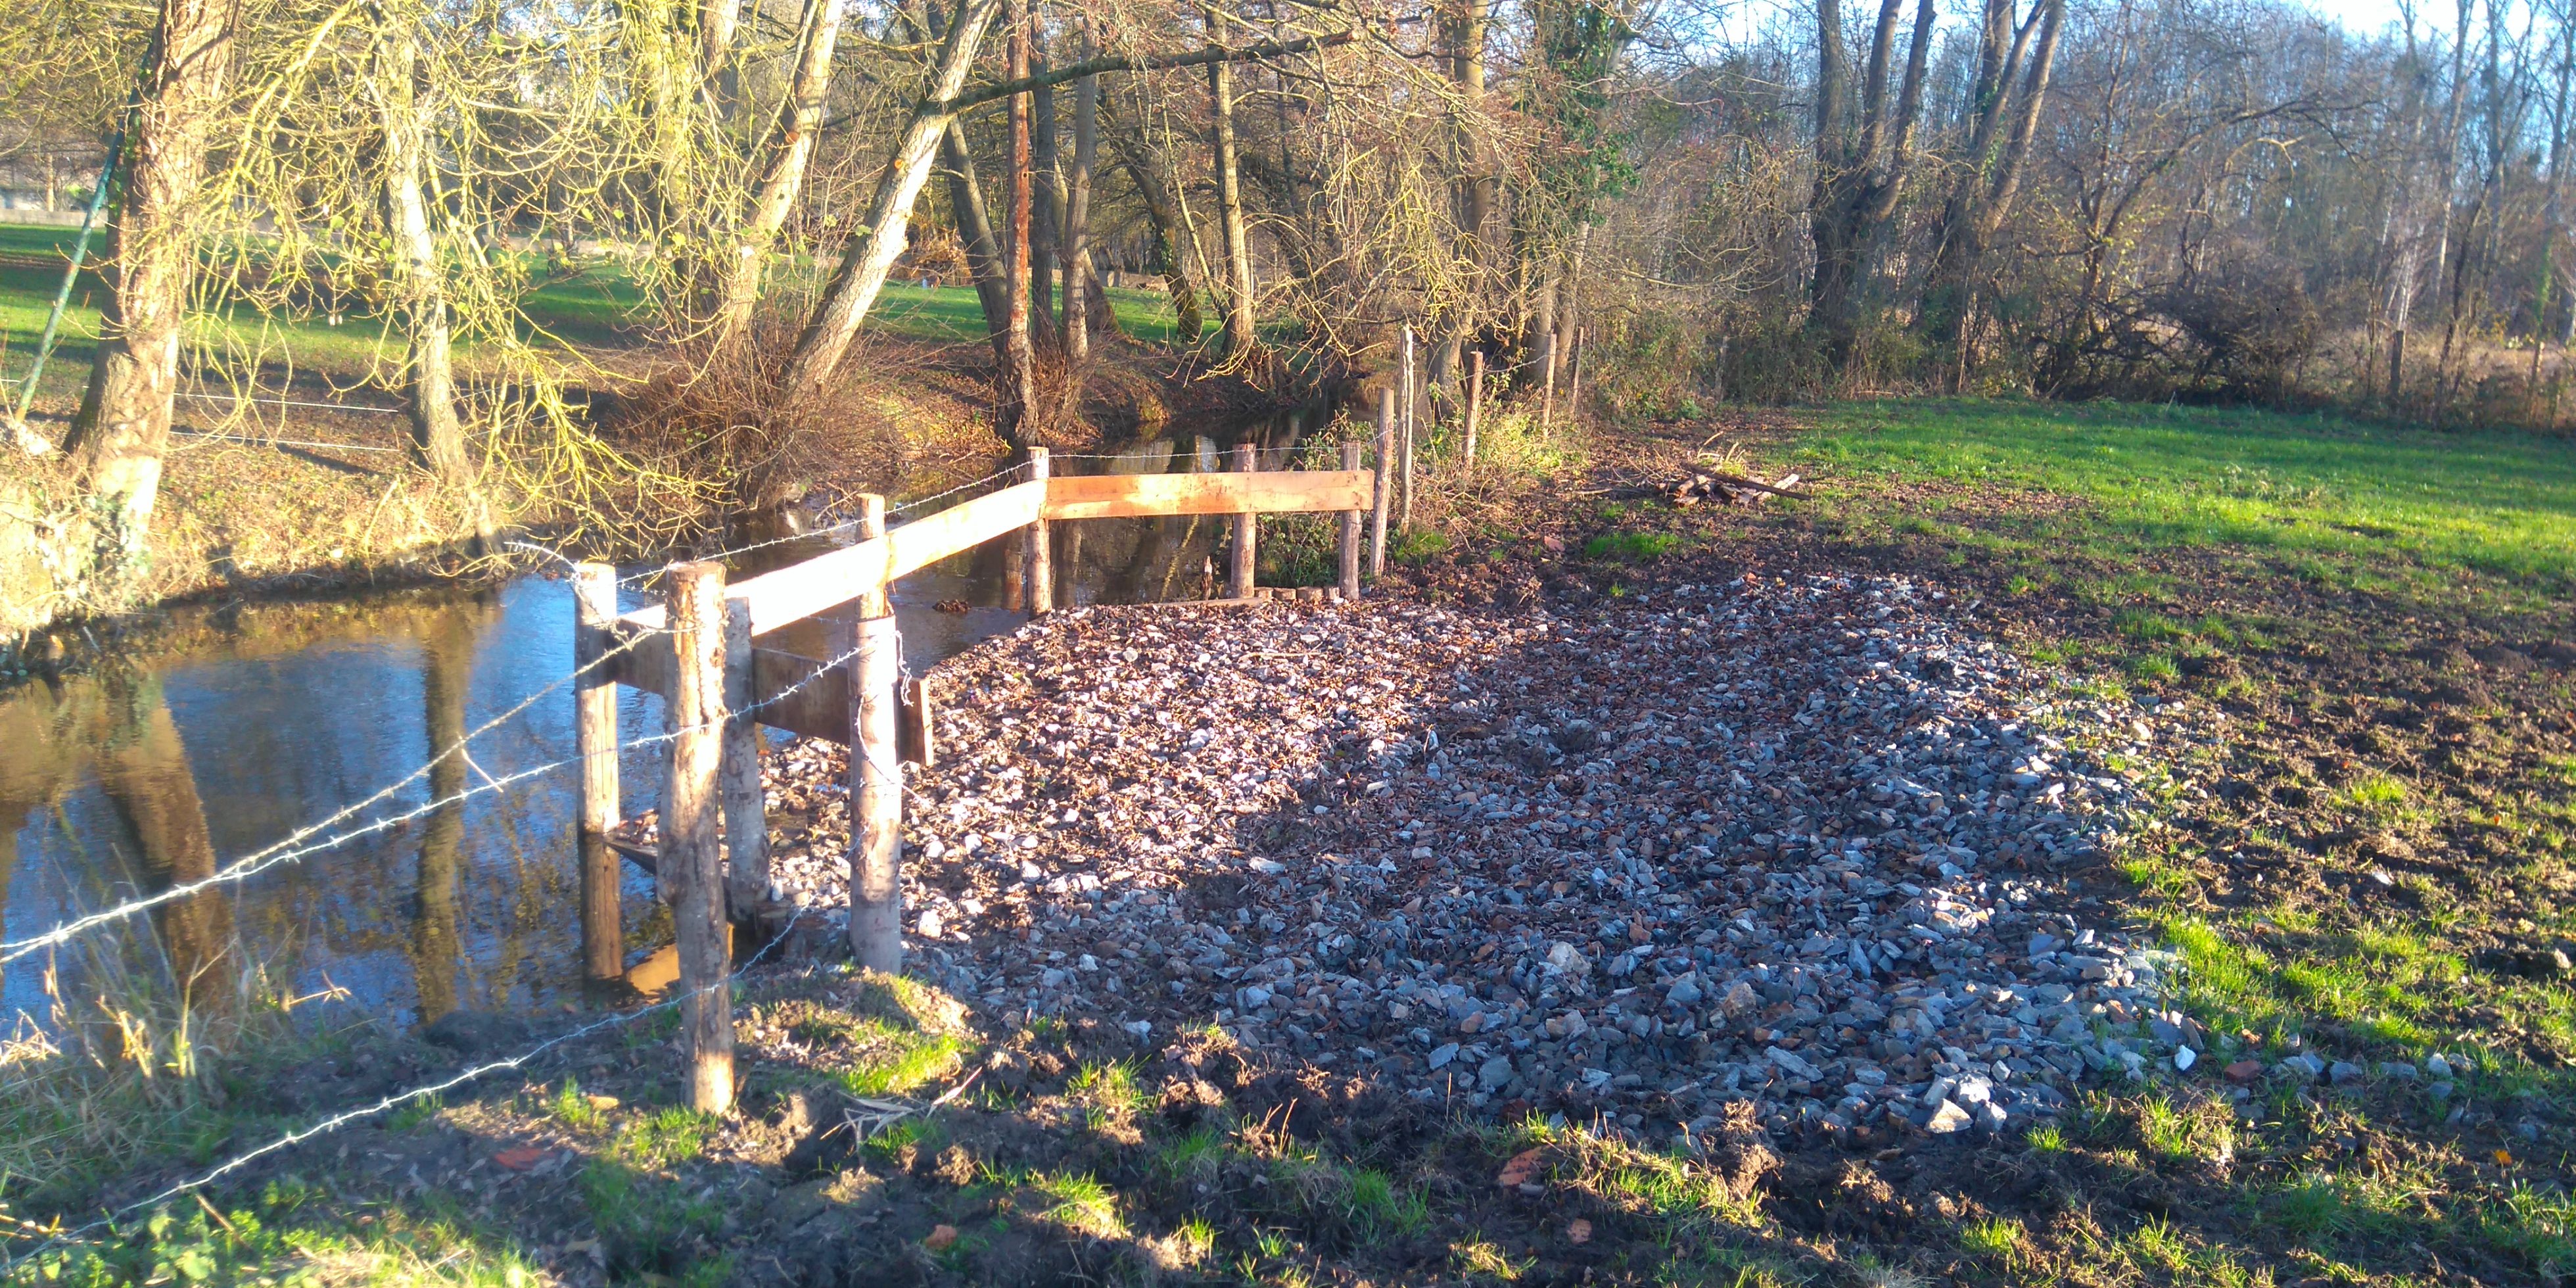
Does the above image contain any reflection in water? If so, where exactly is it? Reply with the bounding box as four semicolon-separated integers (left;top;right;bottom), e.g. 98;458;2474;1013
410;606;485;1024
92;671;236;1009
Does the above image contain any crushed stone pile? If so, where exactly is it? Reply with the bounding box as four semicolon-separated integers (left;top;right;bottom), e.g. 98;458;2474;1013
751;573;2225;1147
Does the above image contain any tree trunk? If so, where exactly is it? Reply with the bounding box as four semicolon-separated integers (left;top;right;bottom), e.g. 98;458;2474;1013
1809;0;1934;370
63;0;242;570
715;0;844;341
1455;0;1493;247
1061;53;1096;363
942;121;1014;350
1002;0;1035;437
1031;47;1061;340
1557;222;1589;377
782;0;1006;393
1110;116;1202;342
375;26;469;489
1207;30;1259;360
1922;0;2064;385
701;0;740;112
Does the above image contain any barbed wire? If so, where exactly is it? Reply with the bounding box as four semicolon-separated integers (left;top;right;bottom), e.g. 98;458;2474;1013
0;625;658;965
9;913;805;1270
0;624;868;969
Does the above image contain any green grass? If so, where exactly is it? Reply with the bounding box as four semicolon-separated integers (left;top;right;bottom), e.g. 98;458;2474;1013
610;1107;715;1170
1030;1170;1125;1237
1798;398;2576;602
833;1028;965;1097
0;220;1206;398
1066;1060;1150;1131
1583;530;1681;562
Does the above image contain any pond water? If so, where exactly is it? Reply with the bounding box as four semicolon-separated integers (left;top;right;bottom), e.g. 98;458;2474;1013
0;423;1323;1031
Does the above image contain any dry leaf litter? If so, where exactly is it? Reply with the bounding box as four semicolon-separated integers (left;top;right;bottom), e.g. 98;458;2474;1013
747;573;2222;1147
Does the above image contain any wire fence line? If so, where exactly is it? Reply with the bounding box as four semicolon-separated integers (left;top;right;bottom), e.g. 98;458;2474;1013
8;913;805;1270
0;621;870;969
0;625;658;965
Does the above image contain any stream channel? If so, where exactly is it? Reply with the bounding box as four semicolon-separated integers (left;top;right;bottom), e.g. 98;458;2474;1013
0;422;1324;1031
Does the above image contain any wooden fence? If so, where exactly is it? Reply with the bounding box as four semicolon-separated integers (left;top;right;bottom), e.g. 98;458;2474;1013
571;445;1382;1110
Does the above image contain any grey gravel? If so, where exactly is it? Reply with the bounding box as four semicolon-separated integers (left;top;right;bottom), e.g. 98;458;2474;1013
753;573;2239;1144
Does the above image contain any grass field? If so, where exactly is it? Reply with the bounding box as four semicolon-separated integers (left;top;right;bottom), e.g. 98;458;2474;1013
1797;398;2576;604
0;220;1203;405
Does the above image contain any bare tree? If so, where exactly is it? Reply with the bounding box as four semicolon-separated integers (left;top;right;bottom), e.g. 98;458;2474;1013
1921;0;2069;385
62;0;243;569
1807;0;1937;368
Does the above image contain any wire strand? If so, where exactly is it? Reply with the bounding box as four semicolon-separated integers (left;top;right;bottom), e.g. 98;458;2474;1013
11;915;805;1266
0;626;658;965
0;621;862;968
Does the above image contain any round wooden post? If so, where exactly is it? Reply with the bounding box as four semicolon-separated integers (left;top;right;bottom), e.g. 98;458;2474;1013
573;562;623;983
1369;389;1392;577
719;595;768;922
1026;448;1054;614
1465;350;1485;465
856;494;889;618
845;609;904;971
1338;441;1363;600
1227;442;1257;599
1539;333;1556;427
663;561;734;1113
1568;325;1586;418
1398;331;1417;532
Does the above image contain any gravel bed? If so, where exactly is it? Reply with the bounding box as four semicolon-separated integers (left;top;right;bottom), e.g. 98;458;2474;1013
749;573;2226;1147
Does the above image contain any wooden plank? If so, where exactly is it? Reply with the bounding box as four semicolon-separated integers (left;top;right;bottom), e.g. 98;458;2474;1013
619;473;1368;638
1042;469;1372;520
889;479;1047;581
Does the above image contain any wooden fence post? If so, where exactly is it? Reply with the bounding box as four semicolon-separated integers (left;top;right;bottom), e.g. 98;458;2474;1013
1465;351;1485;465
844;608;904;972
663;561;734;1114
1369;388;1392;576
1228;442;1257;598
1568;326;1585;419
1541;333;1557;427
1027;447;1054;613
1338;441;1363;600
1401;325;1415;471
900;676;937;767
856;494;888;617
573;562;623;982
720;595;768;923
1401;332;1422;538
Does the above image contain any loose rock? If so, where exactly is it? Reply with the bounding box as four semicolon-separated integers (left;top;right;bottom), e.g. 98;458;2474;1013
757;574;2211;1145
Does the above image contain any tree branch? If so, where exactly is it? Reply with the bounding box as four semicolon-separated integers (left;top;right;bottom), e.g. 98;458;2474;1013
943;31;1351;113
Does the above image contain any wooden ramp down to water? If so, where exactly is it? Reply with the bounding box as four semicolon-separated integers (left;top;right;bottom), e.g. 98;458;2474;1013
574;445;1388;1112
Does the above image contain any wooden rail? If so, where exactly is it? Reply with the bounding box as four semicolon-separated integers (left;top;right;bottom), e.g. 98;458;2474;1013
573;461;1380;1111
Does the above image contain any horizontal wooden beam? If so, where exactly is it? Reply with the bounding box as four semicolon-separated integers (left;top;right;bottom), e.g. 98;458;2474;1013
615;471;1367;636
1041;469;1372;520
889;478;1046;580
